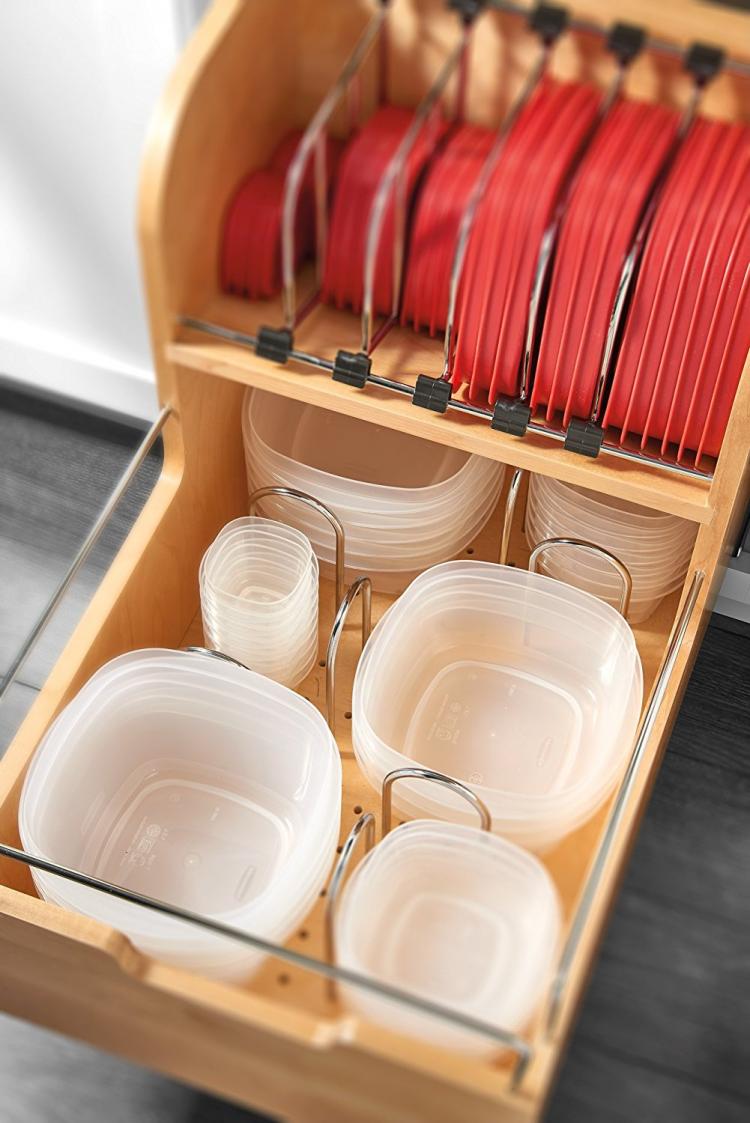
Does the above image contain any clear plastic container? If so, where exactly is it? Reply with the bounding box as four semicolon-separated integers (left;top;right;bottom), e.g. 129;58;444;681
525;474;696;623
336;820;560;1055
19;650;341;979
243;389;505;591
199;518;319;685
352;562;643;851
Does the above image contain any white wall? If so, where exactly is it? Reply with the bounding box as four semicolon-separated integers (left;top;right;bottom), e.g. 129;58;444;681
0;1;208;421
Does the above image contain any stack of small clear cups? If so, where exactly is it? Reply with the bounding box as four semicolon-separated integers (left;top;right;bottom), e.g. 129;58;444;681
525;474;697;623
200;517;319;687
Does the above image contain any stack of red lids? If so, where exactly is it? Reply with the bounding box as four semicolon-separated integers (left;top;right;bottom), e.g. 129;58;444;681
221;131;342;299
530;98;680;426
321;105;446;316
603;118;750;466
449;77;602;403
400;124;495;336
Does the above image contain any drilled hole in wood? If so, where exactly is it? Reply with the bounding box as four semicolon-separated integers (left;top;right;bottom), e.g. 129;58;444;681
344;711;352;720
319;888;327;897
336;846;343;854
277;973;291;986
318;660;325;668
353;805;363;815
299;929;310;940
466;547;475;555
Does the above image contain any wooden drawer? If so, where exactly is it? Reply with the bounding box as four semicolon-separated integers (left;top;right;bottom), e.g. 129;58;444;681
1;1;749;1120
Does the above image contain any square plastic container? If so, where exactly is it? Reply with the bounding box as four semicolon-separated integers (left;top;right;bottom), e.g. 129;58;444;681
19;650;341;979
335;820;561;1055
352;562;643;851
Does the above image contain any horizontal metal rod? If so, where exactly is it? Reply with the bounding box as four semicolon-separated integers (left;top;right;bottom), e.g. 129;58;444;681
0;406;170;706
0;839;531;1079
177;316;714;481
487;0;750;78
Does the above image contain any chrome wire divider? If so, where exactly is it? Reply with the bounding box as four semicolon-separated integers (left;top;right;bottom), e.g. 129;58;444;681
324;811;376;999
176;314;716;481
499;467;526;565
438;43;549;385
545;567;705;1032
0;832;529;1077
325;576;372;733
488;1;745;79
359;29;471;356
0;405;171;707
184;646;250;671
529;537;633;617
578;45;723;450
248;484;346;610
510;23;649;432
280;4;390;331
381;766;492;837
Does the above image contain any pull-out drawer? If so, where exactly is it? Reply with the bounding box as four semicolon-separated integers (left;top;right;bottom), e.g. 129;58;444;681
0;361;738;1123
2;0;749;1117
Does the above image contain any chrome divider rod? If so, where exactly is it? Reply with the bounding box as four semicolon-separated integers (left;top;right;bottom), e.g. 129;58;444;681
587;69;709;424
529;537;633;617
176;317;715;480
184;646;250;671
280;6;389;329
0;406;170;706
0;837;531;1073
325;576;372;732
324;811;376;999
545;569;705;1034
381;767;492;837
361;32;469;354
499;467;526;565
441;48;548;379
248;485;345;610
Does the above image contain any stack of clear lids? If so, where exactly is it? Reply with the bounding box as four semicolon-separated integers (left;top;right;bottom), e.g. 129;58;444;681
200;516;318;687
19;650;341;979
525;474;697;623
352;562;643;852
335;820;561;1056
242;389;505;593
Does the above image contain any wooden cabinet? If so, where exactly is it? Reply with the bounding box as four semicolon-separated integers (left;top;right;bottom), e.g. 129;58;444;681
0;2;748;1120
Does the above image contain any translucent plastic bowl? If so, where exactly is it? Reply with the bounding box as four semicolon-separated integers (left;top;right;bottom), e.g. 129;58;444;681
352;562;643;851
19;650;341;979
336;820;560;1055
243;389;505;591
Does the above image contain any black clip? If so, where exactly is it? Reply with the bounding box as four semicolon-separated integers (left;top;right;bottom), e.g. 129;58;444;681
412;375;452;414
447;0;488;24
607;21;645;66
491;397;531;437
684;42;725;86
332;350;371;389
255;326;293;365
529;3;568;46
564;417;604;458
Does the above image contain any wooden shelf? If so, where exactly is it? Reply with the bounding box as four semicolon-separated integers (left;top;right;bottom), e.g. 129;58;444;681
169;293;715;525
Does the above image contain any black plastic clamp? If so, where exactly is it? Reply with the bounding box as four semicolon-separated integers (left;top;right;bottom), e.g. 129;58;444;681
255;326;293;365
447;0;488;24
412;375;452;414
564;417;605;458
491;397;532;437
684;42;725;85
607;21;645;66
529;3;568;45
332;350;372;389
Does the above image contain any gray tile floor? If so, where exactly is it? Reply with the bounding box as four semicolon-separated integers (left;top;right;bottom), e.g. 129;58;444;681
1;380;748;1122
